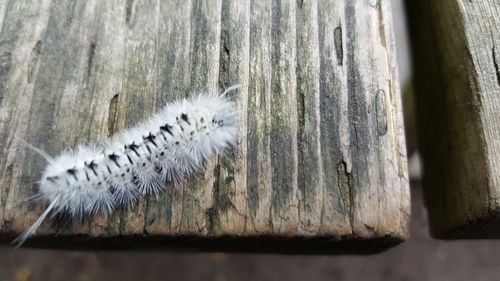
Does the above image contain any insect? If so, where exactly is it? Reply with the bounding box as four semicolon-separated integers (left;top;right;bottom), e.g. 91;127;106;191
14;85;240;246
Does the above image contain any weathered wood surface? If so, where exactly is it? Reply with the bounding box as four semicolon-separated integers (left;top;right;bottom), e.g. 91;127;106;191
0;0;409;253
408;0;500;238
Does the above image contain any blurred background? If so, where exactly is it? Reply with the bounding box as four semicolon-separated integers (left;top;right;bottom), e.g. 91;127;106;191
1;1;500;280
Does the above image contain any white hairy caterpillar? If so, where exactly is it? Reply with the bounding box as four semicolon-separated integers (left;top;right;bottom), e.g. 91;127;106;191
14;85;240;246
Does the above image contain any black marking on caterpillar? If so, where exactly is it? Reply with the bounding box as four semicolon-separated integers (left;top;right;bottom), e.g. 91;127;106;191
160;124;174;136
85;161;98;176
143;133;158;147
108;153;121;167
125;142;141;157
13;85;240;246
126;154;134;165
180;113;191;125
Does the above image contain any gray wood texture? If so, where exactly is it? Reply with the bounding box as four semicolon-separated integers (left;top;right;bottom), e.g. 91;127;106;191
0;0;409;253
408;0;500;238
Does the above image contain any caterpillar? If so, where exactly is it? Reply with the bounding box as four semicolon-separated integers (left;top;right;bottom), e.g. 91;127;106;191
14;85;240;246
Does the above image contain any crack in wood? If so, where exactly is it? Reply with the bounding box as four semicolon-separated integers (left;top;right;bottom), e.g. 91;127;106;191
107;94;119;137
492;46;500;87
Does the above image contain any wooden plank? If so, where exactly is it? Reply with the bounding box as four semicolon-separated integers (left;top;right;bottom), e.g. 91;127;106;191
0;0;410;253
407;0;500;238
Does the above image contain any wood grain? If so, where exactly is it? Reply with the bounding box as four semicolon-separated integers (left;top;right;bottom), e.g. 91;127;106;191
408;0;500;238
0;0;409;253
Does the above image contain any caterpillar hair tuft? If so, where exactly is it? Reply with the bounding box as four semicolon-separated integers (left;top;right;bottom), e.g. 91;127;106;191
14;85;240;246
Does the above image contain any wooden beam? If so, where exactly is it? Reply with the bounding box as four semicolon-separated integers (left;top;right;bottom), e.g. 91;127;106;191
0;0;410;253
408;0;500;238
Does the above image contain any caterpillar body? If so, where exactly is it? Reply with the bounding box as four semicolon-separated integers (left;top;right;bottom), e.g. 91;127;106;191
15;85;239;246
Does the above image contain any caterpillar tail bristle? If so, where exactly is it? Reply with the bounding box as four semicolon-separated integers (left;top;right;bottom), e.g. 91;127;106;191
14;136;54;164
13;196;60;247
221;84;241;97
